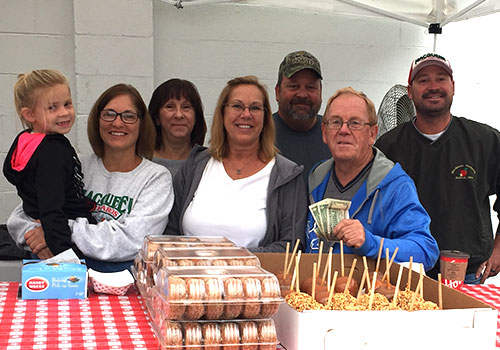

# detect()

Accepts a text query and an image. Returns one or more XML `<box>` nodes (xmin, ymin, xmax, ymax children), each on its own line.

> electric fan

<box><xmin>376</xmin><ymin>84</ymin><xmax>415</xmax><ymax>139</ymax></box>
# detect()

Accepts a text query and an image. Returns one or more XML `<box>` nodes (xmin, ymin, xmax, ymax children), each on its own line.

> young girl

<box><xmin>3</xmin><ymin>69</ymin><xmax>95</xmax><ymax>259</ymax></box>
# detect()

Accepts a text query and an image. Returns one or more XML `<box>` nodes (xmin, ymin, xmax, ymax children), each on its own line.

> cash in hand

<box><xmin>309</xmin><ymin>198</ymin><xmax>351</xmax><ymax>241</ymax></box>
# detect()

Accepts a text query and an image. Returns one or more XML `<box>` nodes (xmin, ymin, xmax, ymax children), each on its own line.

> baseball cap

<box><xmin>408</xmin><ymin>53</ymin><xmax>453</xmax><ymax>84</ymax></box>
<box><xmin>278</xmin><ymin>50</ymin><xmax>322</xmax><ymax>80</ymax></box>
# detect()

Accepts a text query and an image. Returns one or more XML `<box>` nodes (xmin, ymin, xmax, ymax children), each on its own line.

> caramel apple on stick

<box><xmin>409</xmin><ymin>273</ymin><xmax>423</xmax><ymax>311</ymax></box>
<box><xmin>357</xmin><ymin>268</ymin><xmax>368</xmax><ymax>299</ymax></box>
<box><xmin>362</xmin><ymin>256</ymin><xmax>371</xmax><ymax>290</ymax></box>
<box><xmin>326</xmin><ymin>271</ymin><xmax>339</xmax><ymax>308</ymax></box>
<box><xmin>368</xmin><ymin>271</ymin><xmax>378</xmax><ymax>310</ymax></box>
<box><xmin>391</xmin><ymin>264</ymin><xmax>404</xmax><ymax>307</ymax></box>
<box><xmin>343</xmin><ymin>258</ymin><xmax>358</xmax><ymax>294</ymax></box>
<box><xmin>300</xmin><ymin>261</ymin><xmax>326</xmax><ymax>295</ymax></box>
<box><xmin>381</xmin><ymin>247</ymin><xmax>399</xmax><ymax>283</ymax></box>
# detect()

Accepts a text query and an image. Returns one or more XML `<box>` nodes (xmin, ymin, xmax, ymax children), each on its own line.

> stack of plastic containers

<box><xmin>133</xmin><ymin>235</ymin><xmax>282</xmax><ymax>349</ymax></box>
<box><xmin>134</xmin><ymin>235</ymin><xmax>235</xmax><ymax>299</ymax></box>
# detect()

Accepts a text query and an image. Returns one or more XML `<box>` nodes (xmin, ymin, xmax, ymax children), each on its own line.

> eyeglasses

<box><xmin>323</xmin><ymin>118</ymin><xmax>373</xmax><ymax>131</ymax></box>
<box><xmin>225</xmin><ymin>103</ymin><xmax>265</xmax><ymax>116</ymax></box>
<box><xmin>100</xmin><ymin>109</ymin><xmax>139</xmax><ymax>124</ymax></box>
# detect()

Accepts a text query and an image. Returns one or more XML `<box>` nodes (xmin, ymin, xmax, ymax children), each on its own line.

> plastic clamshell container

<box><xmin>143</xmin><ymin>235</ymin><xmax>235</xmax><ymax>260</ymax></box>
<box><xmin>134</xmin><ymin>249</ymin><xmax>155</xmax><ymax>277</ymax></box>
<box><xmin>153</xmin><ymin>266</ymin><xmax>283</xmax><ymax>320</ymax></box>
<box><xmin>153</xmin><ymin>318</ymin><xmax>278</xmax><ymax>350</ymax></box>
<box><xmin>132</xmin><ymin>265</ymin><xmax>155</xmax><ymax>300</ymax></box>
<box><xmin>153</xmin><ymin>246</ymin><xmax>261</xmax><ymax>271</ymax></box>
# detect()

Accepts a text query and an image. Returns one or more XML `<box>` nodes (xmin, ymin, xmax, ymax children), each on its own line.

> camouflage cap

<box><xmin>278</xmin><ymin>50</ymin><xmax>322</xmax><ymax>80</ymax></box>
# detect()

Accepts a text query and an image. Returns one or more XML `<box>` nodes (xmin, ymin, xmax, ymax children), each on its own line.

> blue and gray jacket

<box><xmin>306</xmin><ymin>148</ymin><xmax>439</xmax><ymax>271</ymax></box>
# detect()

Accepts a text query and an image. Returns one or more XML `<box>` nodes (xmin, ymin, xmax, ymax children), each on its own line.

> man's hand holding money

<box><xmin>333</xmin><ymin>219</ymin><xmax>365</xmax><ymax>248</ymax></box>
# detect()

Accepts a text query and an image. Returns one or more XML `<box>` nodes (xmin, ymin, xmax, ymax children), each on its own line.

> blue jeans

<box><xmin>464</xmin><ymin>272</ymin><xmax>481</xmax><ymax>285</ymax></box>
<box><xmin>85</xmin><ymin>257</ymin><xmax>133</xmax><ymax>273</ymax></box>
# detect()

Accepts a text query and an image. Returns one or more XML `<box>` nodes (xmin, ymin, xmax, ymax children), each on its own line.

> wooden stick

<box><xmin>286</xmin><ymin>239</ymin><xmax>300</xmax><ymax>276</ymax></box>
<box><xmin>437</xmin><ymin>273</ymin><xmax>443</xmax><ymax>310</ymax></box>
<box><xmin>283</xmin><ymin>241</ymin><xmax>290</xmax><ymax>280</ymax></box>
<box><xmin>374</xmin><ymin>238</ymin><xmax>384</xmax><ymax>275</ymax></box>
<box><xmin>391</xmin><ymin>264</ymin><xmax>404</xmax><ymax>307</ymax></box>
<box><xmin>419</xmin><ymin>263</ymin><xmax>424</xmax><ymax>298</ymax></box>
<box><xmin>289</xmin><ymin>263</ymin><xmax>297</xmax><ymax>292</ymax></box>
<box><xmin>312</xmin><ymin>263</ymin><xmax>317</xmax><ymax>299</ymax></box>
<box><xmin>385</xmin><ymin>248</ymin><xmax>390</xmax><ymax>287</ymax></box>
<box><xmin>326</xmin><ymin>271</ymin><xmax>338</xmax><ymax>309</ymax></box>
<box><xmin>340</xmin><ymin>240</ymin><xmax>345</xmax><ymax>277</ymax></box>
<box><xmin>295</xmin><ymin>251</ymin><xmax>302</xmax><ymax>293</ymax></box>
<box><xmin>327</xmin><ymin>250</ymin><xmax>332</xmax><ymax>291</ymax></box>
<box><xmin>321</xmin><ymin>247</ymin><xmax>333</xmax><ymax>287</ymax></box>
<box><xmin>317</xmin><ymin>241</ymin><xmax>324</xmax><ymax>277</ymax></box>
<box><xmin>407</xmin><ymin>256</ymin><xmax>413</xmax><ymax>289</ymax></box>
<box><xmin>362</xmin><ymin>256</ymin><xmax>371</xmax><ymax>290</ymax></box>
<box><xmin>409</xmin><ymin>274</ymin><xmax>423</xmax><ymax>311</ymax></box>
<box><xmin>381</xmin><ymin>247</ymin><xmax>399</xmax><ymax>282</ymax></box>
<box><xmin>357</xmin><ymin>269</ymin><xmax>368</xmax><ymax>299</ymax></box>
<box><xmin>344</xmin><ymin>258</ymin><xmax>357</xmax><ymax>294</ymax></box>
<box><xmin>368</xmin><ymin>271</ymin><xmax>378</xmax><ymax>310</ymax></box>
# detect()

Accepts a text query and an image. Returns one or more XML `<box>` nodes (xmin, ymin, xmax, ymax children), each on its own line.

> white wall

<box><xmin>1</xmin><ymin>0</ymin><xmax>499</xmax><ymax>224</ymax></box>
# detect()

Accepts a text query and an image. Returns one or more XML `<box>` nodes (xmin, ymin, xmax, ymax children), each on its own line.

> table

<box><xmin>0</xmin><ymin>282</ymin><xmax>159</xmax><ymax>350</ymax></box>
<box><xmin>1</xmin><ymin>281</ymin><xmax>499</xmax><ymax>349</ymax></box>
<box><xmin>461</xmin><ymin>284</ymin><xmax>500</xmax><ymax>348</ymax></box>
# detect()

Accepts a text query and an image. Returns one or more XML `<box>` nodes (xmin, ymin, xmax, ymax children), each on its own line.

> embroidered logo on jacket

<box><xmin>451</xmin><ymin>164</ymin><xmax>476</xmax><ymax>180</ymax></box>
<box><xmin>83</xmin><ymin>190</ymin><xmax>134</xmax><ymax>221</ymax></box>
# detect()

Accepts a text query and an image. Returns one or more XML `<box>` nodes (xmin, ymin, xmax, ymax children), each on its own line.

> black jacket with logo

<box><xmin>375</xmin><ymin>116</ymin><xmax>500</xmax><ymax>277</ymax></box>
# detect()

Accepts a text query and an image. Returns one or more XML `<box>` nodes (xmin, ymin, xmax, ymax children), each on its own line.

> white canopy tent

<box><xmin>159</xmin><ymin>0</ymin><xmax>500</xmax><ymax>50</ymax></box>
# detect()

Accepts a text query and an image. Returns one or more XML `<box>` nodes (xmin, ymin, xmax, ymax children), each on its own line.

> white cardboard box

<box><xmin>256</xmin><ymin>253</ymin><xmax>498</xmax><ymax>350</ymax></box>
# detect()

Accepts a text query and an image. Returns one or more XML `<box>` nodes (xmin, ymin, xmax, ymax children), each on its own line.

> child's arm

<box><xmin>7</xmin><ymin>204</ymin><xmax>40</xmax><ymax>249</ymax></box>
<box><xmin>70</xmin><ymin>165</ymin><xmax>174</xmax><ymax>262</ymax></box>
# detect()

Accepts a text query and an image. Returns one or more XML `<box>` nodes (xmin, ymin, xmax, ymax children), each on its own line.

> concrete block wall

<box><xmin>1</xmin><ymin>0</ymin><xmax>499</xmax><ymax>225</ymax></box>
<box><xmin>0</xmin><ymin>0</ymin><xmax>154</xmax><ymax>222</ymax></box>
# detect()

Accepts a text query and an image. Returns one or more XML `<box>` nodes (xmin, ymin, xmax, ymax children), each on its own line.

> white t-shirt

<box><xmin>182</xmin><ymin>157</ymin><xmax>275</xmax><ymax>248</ymax></box>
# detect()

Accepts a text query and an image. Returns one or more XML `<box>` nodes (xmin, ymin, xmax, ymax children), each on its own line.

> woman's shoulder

<box><xmin>271</xmin><ymin>154</ymin><xmax>304</xmax><ymax>186</ymax></box>
<box><xmin>274</xmin><ymin>154</ymin><xmax>303</xmax><ymax>175</ymax></box>
<box><xmin>140</xmin><ymin>157</ymin><xmax>172</xmax><ymax>176</ymax></box>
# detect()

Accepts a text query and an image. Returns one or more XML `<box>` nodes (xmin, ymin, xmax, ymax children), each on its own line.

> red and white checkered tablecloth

<box><xmin>1</xmin><ymin>281</ymin><xmax>498</xmax><ymax>349</ymax></box>
<box><xmin>0</xmin><ymin>282</ymin><xmax>159</xmax><ymax>350</ymax></box>
<box><xmin>461</xmin><ymin>284</ymin><xmax>500</xmax><ymax>348</ymax></box>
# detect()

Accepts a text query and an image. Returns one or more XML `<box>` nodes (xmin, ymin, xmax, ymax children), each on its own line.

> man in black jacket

<box><xmin>376</xmin><ymin>53</ymin><xmax>500</xmax><ymax>283</ymax></box>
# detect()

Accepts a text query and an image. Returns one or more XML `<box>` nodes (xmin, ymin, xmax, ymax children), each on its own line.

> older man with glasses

<box><xmin>306</xmin><ymin>87</ymin><xmax>439</xmax><ymax>272</ymax></box>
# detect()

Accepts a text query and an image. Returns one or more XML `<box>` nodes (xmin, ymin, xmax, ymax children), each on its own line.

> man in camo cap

<box><xmin>274</xmin><ymin>50</ymin><xmax>331</xmax><ymax>183</ymax></box>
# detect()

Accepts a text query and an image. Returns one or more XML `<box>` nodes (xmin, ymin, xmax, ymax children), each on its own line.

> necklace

<box><xmin>224</xmin><ymin>155</ymin><xmax>259</xmax><ymax>177</ymax></box>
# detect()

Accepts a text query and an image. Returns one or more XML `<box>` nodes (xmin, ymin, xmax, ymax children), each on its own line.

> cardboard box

<box><xmin>256</xmin><ymin>253</ymin><xmax>498</xmax><ymax>350</ymax></box>
<box><xmin>21</xmin><ymin>260</ymin><xmax>88</xmax><ymax>300</ymax></box>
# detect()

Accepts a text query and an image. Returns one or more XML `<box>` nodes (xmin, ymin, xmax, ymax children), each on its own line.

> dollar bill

<box><xmin>308</xmin><ymin>198</ymin><xmax>351</xmax><ymax>241</ymax></box>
